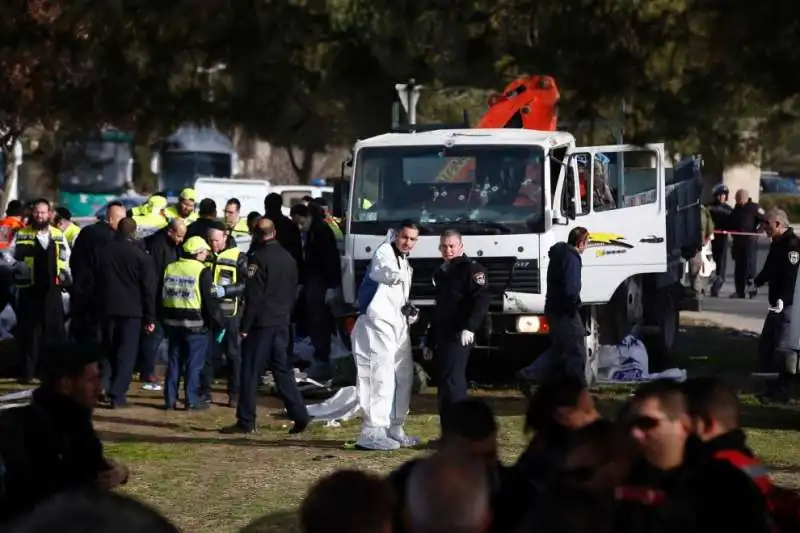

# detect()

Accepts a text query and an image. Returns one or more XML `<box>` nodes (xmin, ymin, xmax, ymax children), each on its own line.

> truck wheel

<box><xmin>644</xmin><ymin>287</ymin><xmax>678</xmax><ymax>372</ymax></box>
<box><xmin>584</xmin><ymin>308</ymin><xmax>600</xmax><ymax>387</ymax></box>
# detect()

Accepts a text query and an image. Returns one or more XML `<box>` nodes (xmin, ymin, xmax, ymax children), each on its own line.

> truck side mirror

<box><xmin>333</xmin><ymin>180</ymin><xmax>349</xmax><ymax>219</ymax></box>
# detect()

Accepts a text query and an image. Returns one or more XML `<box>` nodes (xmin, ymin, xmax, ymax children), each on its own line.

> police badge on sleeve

<box><xmin>247</xmin><ymin>264</ymin><xmax>258</xmax><ymax>277</ymax></box>
<box><xmin>790</xmin><ymin>251</ymin><xmax>799</xmax><ymax>265</ymax></box>
<box><xmin>473</xmin><ymin>272</ymin><xmax>487</xmax><ymax>286</ymax></box>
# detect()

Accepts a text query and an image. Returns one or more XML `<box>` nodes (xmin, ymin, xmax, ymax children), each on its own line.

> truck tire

<box><xmin>643</xmin><ymin>287</ymin><xmax>679</xmax><ymax>372</ymax></box>
<box><xmin>584</xmin><ymin>308</ymin><xmax>600</xmax><ymax>387</ymax></box>
<box><xmin>600</xmin><ymin>277</ymin><xmax>644</xmax><ymax>345</ymax></box>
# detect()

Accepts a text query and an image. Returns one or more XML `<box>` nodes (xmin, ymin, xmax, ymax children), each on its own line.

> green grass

<box><xmin>1</xmin><ymin>317</ymin><xmax>799</xmax><ymax>532</ymax></box>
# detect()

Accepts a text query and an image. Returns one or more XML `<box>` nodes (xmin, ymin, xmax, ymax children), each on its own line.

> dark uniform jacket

<box><xmin>70</xmin><ymin>221</ymin><xmax>115</xmax><ymax>300</ymax></box>
<box><xmin>183</xmin><ymin>217</ymin><xmax>237</xmax><ymax>250</ymax></box>
<box><xmin>95</xmin><ymin>235</ymin><xmax>157</xmax><ymax>321</ymax></box>
<box><xmin>240</xmin><ymin>239</ymin><xmax>298</xmax><ymax>332</ymax></box>
<box><xmin>731</xmin><ymin>200</ymin><xmax>765</xmax><ymax>252</ymax></box>
<box><xmin>264</xmin><ymin>208</ymin><xmax>304</xmax><ymax>270</ymax></box>
<box><xmin>684</xmin><ymin>431</ymin><xmax>773</xmax><ymax>533</ymax></box>
<box><xmin>144</xmin><ymin>229</ymin><xmax>181</xmax><ymax>315</ymax></box>
<box><xmin>0</xmin><ymin>388</ymin><xmax>112</xmax><ymax>524</ymax></box>
<box><xmin>706</xmin><ymin>200</ymin><xmax>733</xmax><ymax>233</ymax></box>
<box><xmin>302</xmin><ymin>218</ymin><xmax>341</xmax><ymax>288</ymax></box>
<box><xmin>755</xmin><ymin>228</ymin><xmax>800</xmax><ymax>306</ymax></box>
<box><xmin>545</xmin><ymin>242</ymin><xmax>582</xmax><ymax>317</ymax></box>
<box><xmin>426</xmin><ymin>254</ymin><xmax>490</xmax><ymax>345</ymax></box>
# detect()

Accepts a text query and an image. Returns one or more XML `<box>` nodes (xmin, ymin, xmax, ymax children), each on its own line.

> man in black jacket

<box><xmin>138</xmin><ymin>219</ymin><xmax>187</xmax><ymax>390</ymax></box>
<box><xmin>264</xmin><ymin>192</ymin><xmax>303</xmax><ymax>267</ymax></box>
<box><xmin>95</xmin><ymin>218</ymin><xmax>157</xmax><ymax>408</ymax></box>
<box><xmin>730</xmin><ymin>189</ymin><xmax>765</xmax><ymax>298</ymax></box>
<box><xmin>542</xmin><ymin>226</ymin><xmax>589</xmax><ymax>385</ymax></box>
<box><xmin>69</xmin><ymin>201</ymin><xmax>127</xmax><ymax>343</ymax></box>
<box><xmin>706</xmin><ymin>184</ymin><xmax>733</xmax><ymax>297</ymax></box>
<box><xmin>221</xmin><ymin>217</ymin><xmax>309</xmax><ymax>434</ymax></box>
<box><xmin>184</xmin><ymin>198</ymin><xmax>236</xmax><ymax>249</ymax></box>
<box><xmin>0</xmin><ymin>341</ymin><xmax>130</xmax><ymax>525</ymax></box>
<box><xmin>682</xmin><ymin>377</ymin><xmax>774</xmax><ymax>533</ymax></box>
<box><xmin>292</xmin><ymin>203</ymin><xmax>342</xmax><ymax>380</ymax></box>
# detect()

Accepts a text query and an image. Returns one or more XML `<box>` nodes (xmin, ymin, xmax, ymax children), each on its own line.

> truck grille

<box><xmin>353</xmin><ymin>256</ymin><xmax>540</xmax><ymax>307</ymax></box>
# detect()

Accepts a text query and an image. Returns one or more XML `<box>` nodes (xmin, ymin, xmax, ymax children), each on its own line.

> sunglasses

<box><xmin>628</xmin><ymin>415</ymin><xmax>662</xmax><ymax>430</ymax></box>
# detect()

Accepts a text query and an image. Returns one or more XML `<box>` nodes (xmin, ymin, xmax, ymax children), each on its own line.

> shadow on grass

<box><xmin>94</xmin><ymin>414</ymin><xmax>187</xmax><ymax>430</ymax></box>
<box><xmin>98</xmin><ymin>429</ymin><xmax>349</xmax><ymax>450</ymax></box>
<box><xmin>240</xmin><ymin>509</ymin><xmax>298</xmax><ymax>533</ymax></box>
<box><xmin>410</xmin><ymin>392</ymin><xmax>528</xmax><ymax>418</ymax></box>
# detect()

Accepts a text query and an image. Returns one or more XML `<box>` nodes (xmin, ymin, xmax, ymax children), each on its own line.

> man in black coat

<box><xmin>94</xmin><ymin>218</ymin><xmax>157</xmax><ymax>408</ymax></box>
<box><xmin>291</xmin><ymin>202</ymin><xmax>342</xmax><ymax>380</ymax></box>
<box><xmin>264</xmin><ymin>193</ymin><xmax>303</xmax><ymax>267</ymax></box>
<box><xmin>221</xmin><ymin>217</ymin><xmax>308</xmax><ymax>435</ymax></box>
<box><xmin>0</xmin><ymin>341</ymin><xmax>130</xmax><ymax>525</ymax></box>
<box><xmin>69</xmin><ymin>202</ymin><xmax>127</xmax><ymax>344</ymax></box>
<box><xmin>137</xmin><ymin>219</ymin><xmax>187</xmax><ymax>389</ymax></box>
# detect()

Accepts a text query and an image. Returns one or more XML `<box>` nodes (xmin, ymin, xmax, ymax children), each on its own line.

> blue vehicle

<box><xmin>150</xmin><ymin>126</ymin><xmax>237</xmax><ymax>197</ymax></box>
<box><xmin>58</xmin><ymin>129</ymin><xmax>135</xmax><ymax>217</ymax></box>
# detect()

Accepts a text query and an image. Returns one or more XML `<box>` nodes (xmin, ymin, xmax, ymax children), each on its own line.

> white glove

<box><xmin>422</xmin><ymin>347</ymin><xmax>433</xmax><ymax>360</ymax></box>
<box><xmin>459</xmin><ymin>330</ymin><xmax>475</xmax><ymax>347</ymax></box>
<box><xmin>768</xmin><ymin>299</ymin><xmax>784</xmax><ymax>314</ymax></box>
<box><xmin>209</xmin><ymin>285</ymin><xmax>226</xmax><ymax>298</ymax></box>
<box><xmin>325</xmin><ymin>288</ymin><xmax>338</xmax><ymax>305</ymax></box>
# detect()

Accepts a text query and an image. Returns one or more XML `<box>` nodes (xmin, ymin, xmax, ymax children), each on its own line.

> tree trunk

<box><xmin>286</xmin><ymin>145</ymin><xmax>318</xmax><ymax>184</ymax></box>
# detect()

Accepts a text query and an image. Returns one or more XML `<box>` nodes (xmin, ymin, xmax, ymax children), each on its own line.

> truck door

<box><xmin>553</xmin><ymin>143</ymin><xmax>667</xmax><ymax>304</ymax></box>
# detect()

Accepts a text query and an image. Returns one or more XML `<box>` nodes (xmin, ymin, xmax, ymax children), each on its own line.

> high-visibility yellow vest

<box><xmin>205</xmin><ymin>247</ymin><xmax>240</xmax><ymax>317</ymax></box>
<box><xmin>63</xmin><ymin>222</ymin><xmax>81</xmax><ymax>247</ymax></box>
<box><xmin>325</xmin><ymin>216</ymin><xmax>343</xmax><ymax>239</ymax></box>
<box><xmin>164</xmin><ymin>205</ymin><xmax>198</xmax><ymax>225</ymax></box>
<box><xmin>131</xmin><ymin>205</ymin><xmax>146</xmax><ymax>216</ymax></box>
<box><xmin>133</xmin><ymin>212</ymin><xmax>168</xmax><ymax>239</ymax></box>
<box><xmin>161</xmin><ymin>258</ymin><xmax>206</xmax><ymax>329</ymax></box>
<box><xmin>14</xmin><ymin>226</ymin><xmax>68</xmax><ymax>288</ymax></box>
<box><xmin>229</xmin><ymin>218</ymin><xmax>250</xmax><ymax>238</ymax></box>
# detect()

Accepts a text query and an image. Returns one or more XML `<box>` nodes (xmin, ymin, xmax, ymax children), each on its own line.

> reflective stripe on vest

<box><xmin>714</xmin><ymin>449</ymin><xmax>773</xmax><ymax>496</ymax></box>
<box><xmin>14</xmin><ymin>227</ymin><xmax>68</xmax><ymax>288</ymax></box>
<box><xmin>161</xmin><ymin>258</ymin><xmax>205</xmax><ymax>328</ymax></box>
<box><xmin>206</xmin><ymin>248</ymin><xmax>239</xmax><ymax>317</ymax></box>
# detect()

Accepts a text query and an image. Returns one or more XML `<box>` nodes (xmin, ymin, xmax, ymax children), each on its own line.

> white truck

<box><xmin>335</xmin><ymin>128</ymin><xmax>703</xmax><ymax>383</ymax></box>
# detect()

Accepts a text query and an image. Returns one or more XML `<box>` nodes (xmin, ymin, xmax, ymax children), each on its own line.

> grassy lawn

<box><xmin>2</xmin><ymin>317</ymin><xmax>799</xmax><ymax>532</ymax></box>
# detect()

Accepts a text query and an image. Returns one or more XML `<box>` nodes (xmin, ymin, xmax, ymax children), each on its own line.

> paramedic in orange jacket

<box><xmin>0</xmin><ymin>200</ymin><xmax>26</xmax><ymax>251</ymax></box>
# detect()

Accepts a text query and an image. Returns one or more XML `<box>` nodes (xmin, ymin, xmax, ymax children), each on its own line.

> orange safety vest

<box><xmin>0</xmin><ymin>216</ymin><xmax>25</xmax><ymax>250</ymax></box>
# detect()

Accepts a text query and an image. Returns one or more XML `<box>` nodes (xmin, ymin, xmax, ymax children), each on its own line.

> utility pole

<box><xmin>395</xmin><ymin>79</ymin><xmax>422</xmax><ymax>125</ymax></box>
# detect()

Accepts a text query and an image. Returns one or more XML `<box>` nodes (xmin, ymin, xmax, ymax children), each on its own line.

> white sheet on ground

<box><xmin>306</xmin><ymin>386</ymin><xmax>360</xmax><ymax>426</ymax></box>
<box><xmin>596</xmin><ymin>334</ymin><xmax>687</xmax><ymax>383</ymax></box>
<box><xmin>0</xmin><ymin>388</ymin><xmax>32</xmax><ymax>410</ymax></box>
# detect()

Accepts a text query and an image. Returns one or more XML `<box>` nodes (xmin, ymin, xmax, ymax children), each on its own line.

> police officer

<box><xmin>161</xmin><ymin>236</ymin><xmax>224</xmax><ymax>410</ymax></box>
<box><xmin>541</xmin><ymin>226</ymin><xmax>590</xmax><ymax>385</ymax></box>
<box><xmin>200</xmin><ymin>222</ymin><xmax>247</xmax><ymax>407</ymax></box>
<box><xmin>753</xmin><ymin>209</ymin><xmax>800</xmax><ymax>400</ymax></box>
<box><xmin>730</xmin><ymin>189</ymin><xmax>765</xmax><ymax>298</ymax></box>
<box><xmin>706</xmin><ymin>184</ymin><xmax>733</xmax><ymax>297</ymax></box>
<box><xmin>423</xmin><ymin>229</ymin><xmax>490</xmax><ymax>435</ymax></box>
<box><xmin>221</xmin><ymin>217</ymin><xmax>309</xmax><ymax>434</ymax></box>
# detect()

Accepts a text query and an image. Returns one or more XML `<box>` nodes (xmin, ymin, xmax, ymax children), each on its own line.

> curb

<box><xmin>681</xmin><ymin>310</ymin><xmax>761</xmax><ymax>334</ymax></box>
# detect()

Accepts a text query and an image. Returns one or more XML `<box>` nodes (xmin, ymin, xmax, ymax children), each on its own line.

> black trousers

<box><xmin>733</xmin><ymin>237</ymin><xmax>758</xmax><ymax>296</ymax></box>
<box><xmin>236</xmin><ymin>325</ymin><xmax>309</xmax><ymax>428</ymax></box>
<box><xmin>305</xmin><ymin>277</ymin><xmax>333</xmax><ymax>364</ymax></box>
<box><xmin>435</xmin><ymin>335</ymin><xmax>471</xmax><ymax>427</ymax></box>
<box><xmin>759</xmin><ymin>308</ymin><xmax>793</xmax><ymax>373</ymax></box>
<box><xmin>101</xmin><ymin>317</ymin><xmax>142</xmax><ymax>405</ymax></box>
<box><xmin>710</xmin><ymin>237</ymin><xmax>728</xmax><ymax>295</ymax></box>
<box><xmin>546</xmin><ymin>312</ymin><xmax>588</xmax><ymax>385</ymax></box>
<box><xmin>200</xmin><ymin>315</ymin><xmax>242</xmax><ymax>397</ymax></box>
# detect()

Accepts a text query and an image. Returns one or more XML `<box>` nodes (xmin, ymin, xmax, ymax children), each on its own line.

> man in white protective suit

<box><xmin>351</xmin><ymin>220</ymin><xmax>421</xmax><ymax>451</ymax></box>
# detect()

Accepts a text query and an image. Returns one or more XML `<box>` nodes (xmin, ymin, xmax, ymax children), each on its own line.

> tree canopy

<box><xmin>0</xmin><ymin>0</ymin><xmax>797</xmax><ymax>181</ymax></box>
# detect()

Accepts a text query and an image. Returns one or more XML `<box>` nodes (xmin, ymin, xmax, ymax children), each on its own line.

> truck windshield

<box><xmin>59</xmin><ymin>140</ymin><xmax>132</xmax><ymax>194</ymax></box>
<box><xmin>160</xmin><ymin>151</ymin><xmax>231</xmax><ymax>191</ymax></box>
<box><xmin>350</xmin><ymin>144</ymin><xmax>546</xmax><ymax>235</ymax></box>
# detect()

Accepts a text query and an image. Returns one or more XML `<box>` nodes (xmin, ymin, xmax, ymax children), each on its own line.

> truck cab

<box><xmin>340</xmin><ymin>128</ymin><xmax>700</xmax><ymax>382</ymax></box>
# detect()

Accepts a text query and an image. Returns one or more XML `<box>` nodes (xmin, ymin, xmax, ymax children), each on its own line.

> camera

<box><xmin>401</xmin><ymin>303</ymin><xmax>420</xmax><ymax>325</ymax></box>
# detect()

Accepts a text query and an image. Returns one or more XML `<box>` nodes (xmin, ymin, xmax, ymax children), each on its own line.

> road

<box><xmin>701</xmin><ymin>236</ymin><xmax>771</xmax><ymax>323</ymax></box>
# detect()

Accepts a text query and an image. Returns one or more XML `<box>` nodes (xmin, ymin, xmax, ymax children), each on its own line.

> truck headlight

<box><xmin>516</xmin><ymin>315</ymin><xmax>549</xmax><ymax>333</ymax></box>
